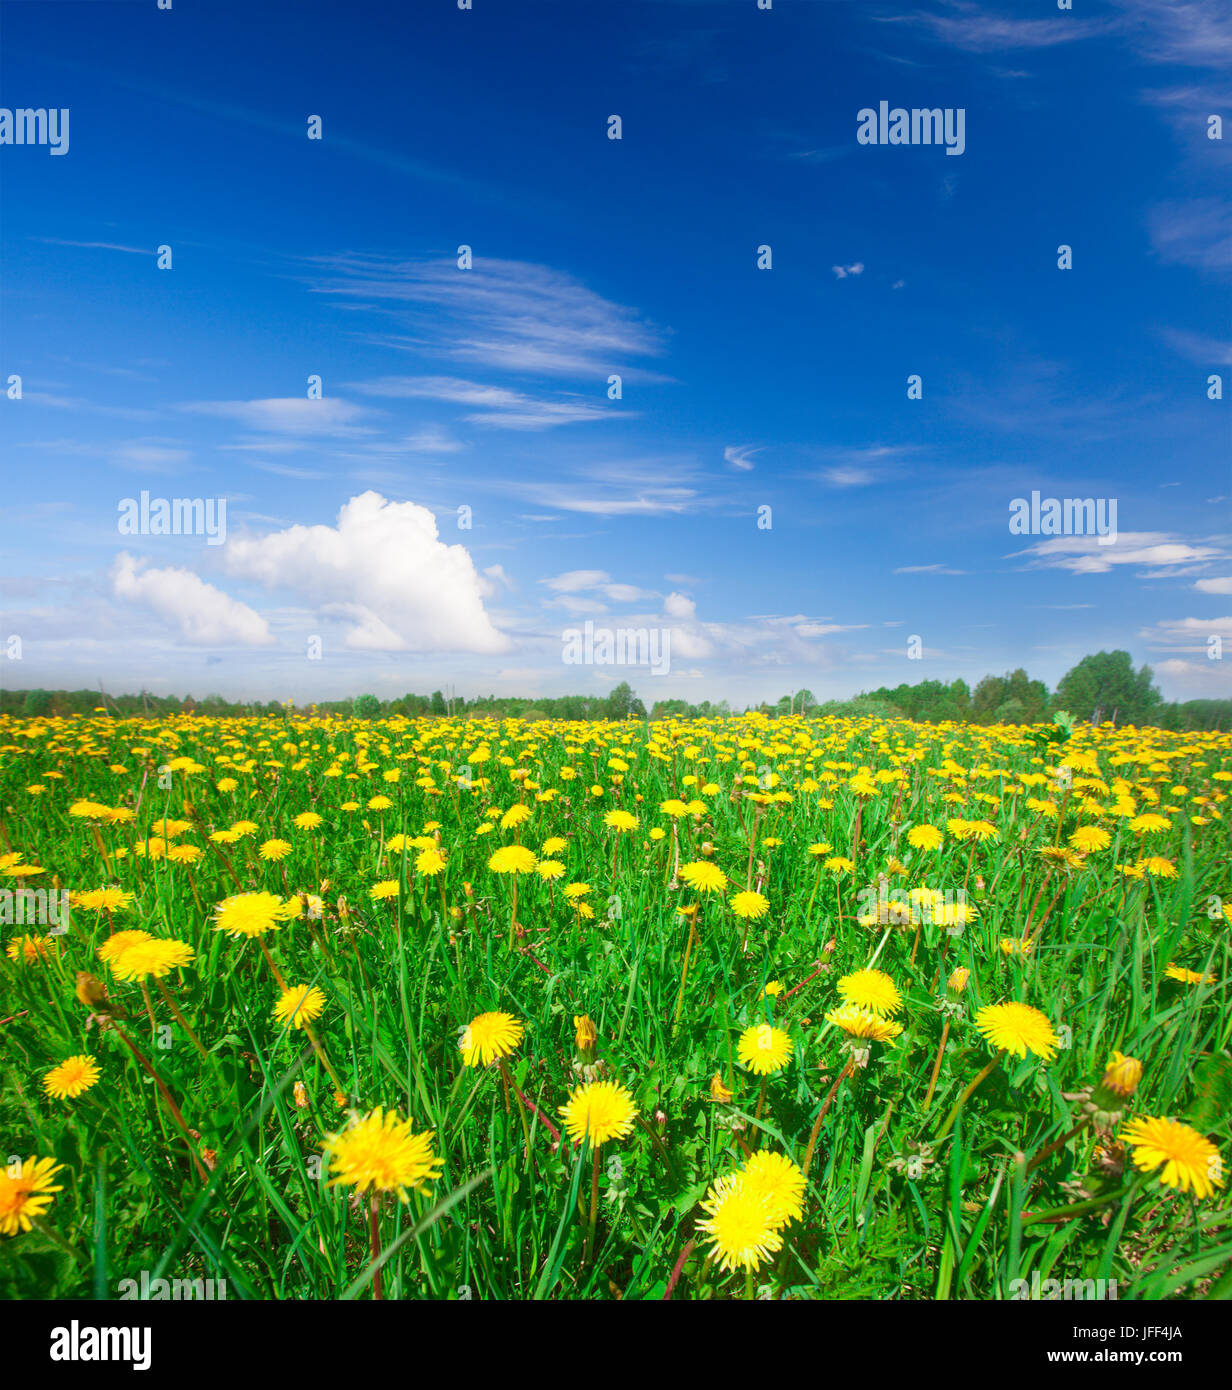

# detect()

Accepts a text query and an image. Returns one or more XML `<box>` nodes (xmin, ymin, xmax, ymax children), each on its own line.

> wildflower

<box><xmin>736</xmin><ymin>1023</ymin><xmax>793</xmax><ymax>1075</ymax></box>
<box><xmin>273</xmin><ymin>985</ymin><xmax>326</xmax><ymax>1031</ymax></box>
<box><xmin>43</xmin><ymin>1055</ymin><xmax>101</xmax><ymax>1100</ymax></box>
<box><xmin>559</xmin><ymin>1080</ymin><xmax>638</xmax><ymax>1147</ymax></box>
<box><xmin>836</xmin><ymin>969</ymin><xmax>902</xmax><ymax>1017</ymax></box>
<box><xmin>294</xmin><ymin>812</ymin><xmax>323</xmax><ymax>830</ymax></box>
<box><xmin>110</xmin><ymin>938</ymin><xmax>195</xmax><ymax>982</ymax></box>
<box><xmin>907</xmin><ymin>825</ymin><xmax>944</xmax><ymax>851</ymax></box>
<box><xmin>259</xmin><ymin>838</ymin><xmax>293</xmax><ymax>861</ymax></box>
<box><xmin>213</xmin><ymin>891</ymin><xmax>286</xmax><ymax>938</ymax></box>
<box><xmin>604</xmin><ymin>810</ymin><xmax>637</xmax><ymax>832</ymax></box>
<box><xmin>1165</xmin><ymin>965</ymin><xmax>1216</xmax><ymax>986</ymax></box>
<box><xmin>709</xmin><ymin>1072</ymin><xmax>733</xmax><ymax>1103</ymax></box>
<box><xmin>696</xmin><ymin>1174</ymin><xmax>782</xmax><ymax>1274</ymax></box>
<box><xmin>825</xmin><ymin>1004</ymin><xmax>903</xmax><ymax>1045</ymax></box>
<box><xmin>740</xmin><ymin>1150</ymin><xmax>805</xmax><ymax>1229</ymax></box>
<box><xmin>1121</xmin><ymin>1117</ymin><xmax>1223</xmax><ymax>1200</ymax></box>
<box><xmin>1070</xmin><ymin>825</ymin><xmax>1111</xmax><ymax>853</ymax></box>
<box><xmin>729</xmin><ymin>890</ymin><xmax>768</xmax><ymax>920</ymax></box>
<box><xmin>488</xmin><ymin>845</ymin><xmax>537</xmax><ymax>875</ymax></box>
<box><xmin>415</xmin><ymin>848</ymin><xmax>446</xmax><ymax>876</ymax></box>
<box><xmin>325</xmin><ymin>1108</ymin><xmax>442</xmax><ymax>1200</ymax></box>
<box><xmin>458</xmin><ymin>1011</ymin><xmax>524</xmax><ymax>1067</ymax></box>
<box><xmin>0</xmin><ymin>1156</ymin><xmax>64</xmax><ymax>1236</ymax></box>
<box><xmin>973</xmin><ymin>1001</ymin><xmax>1059</xmax><ymax>1061</ymax></box>
<box><xmin>574</xmin><ymin>1014</ymin><xmax>598</xmax><ymax>1055</ymax></box>
<box><xmin>679</xmin><ymin>861</ymin><xmax>728</xmax><ymax>893</ymax></box>
<box><xmin>5</xmin><ymin>935</ymin><xmax>58</xmax><ymax>966</ymax></box>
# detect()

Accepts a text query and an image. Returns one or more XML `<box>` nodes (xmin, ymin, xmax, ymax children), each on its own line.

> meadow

<box><xmin>1</xmin><ymin>710</ymin><xmax>1228</xmax><ymax>1301</ymax></box>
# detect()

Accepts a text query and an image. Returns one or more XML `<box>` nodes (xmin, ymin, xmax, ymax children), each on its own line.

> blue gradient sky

<box><xmin>2</xmin><ymin>0</ymin><xmax>1229</xmax><ymax>706</ymax></box>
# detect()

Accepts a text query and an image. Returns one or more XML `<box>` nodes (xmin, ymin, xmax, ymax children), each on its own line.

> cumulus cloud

<box><xmin>1195</xmin><ymin>576</ymin><xmax>1232</xmax><ymax>594</ymax></box>
<box><xmin>112</xmin><ymin>552</ymin><xmax>274</xmax><ymax>646</ymax></box>
<box><xmin>223</xmin><ymin>491</ymin><xmax>510</xmax><ymax>653</ymax></box>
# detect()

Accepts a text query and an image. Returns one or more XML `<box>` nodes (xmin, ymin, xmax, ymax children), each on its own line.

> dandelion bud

<box><xmin>823</xmin><ymin>938</ymin><xmax>837</xmax><ymax>954</ymax></box>
<box><xmin>701</xmin><ymin>841</ymin><xmax>715</xmax><ymax>857</ymax></box>
<box><xmin>574</xmin><ymin>1013</ymin><xmax>597</xmax><ymax>1059</ymax></box>
<box><xmin>947</xmin><ymin>967</ymin><xmax>970</xmax><ymax>995</ymax></box>
<box><xmin>654</xmin><ymin>1108</ymin><xmax>668</xmax><ymax>1136</ymax></box>
<box><xmin>1092</xmin><ymin>1051</ymin><xmax>1142</xmax><ymax>1116</ymax></box>
<box><xmin>293</xmin><ymin>1080</ymin><xmax>309</xmax><ymax>1109</ymax></box>
<box><xmin>709</xmin><ymin>1072</ymin><xmax>733</xmax><ymax>1103</ymax></box>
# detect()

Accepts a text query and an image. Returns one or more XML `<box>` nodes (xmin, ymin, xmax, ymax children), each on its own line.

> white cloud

<box><xmin>1014</xmin><ymin>532</ymin><xmax>1224</xmax><ymax>575</ymax></box>
<box><xmin>309</xmin><ymin>254</ymin><xmax>667</xmax><ymax>378</ymax></box>
<box><xmin>223</xmin><ymin>491</ymin><xmax>510</xmax><ymax>653</ymax></box>
<box><xmin>1195</xmin><ymin>576</ymin><xmax>1232</xmax><ymax>594</ymax></box>
<box><xmin>893</xmin><ymin>564</ymin><xmax>966</xmax><ymax>575</ymax></box>
<box><xmin>543</xmin><ymin>569</ymin><xmax>611</xmax><ymax>593</ymax></box>
<box><xmin>348</xmin><ymin>375</ymin><xmax>611</xmax><ymax>430</ymax></box>
<box><xmin>113</xmin><ymin>552</ymin><xmax>274</xmax><ymax>647</ymax></box>
<box><xmin>724</xmin><ymin>444</ymin><xmax>762</xmax><ymax>471</ymax></box>
<box><xmin>181</xmin><ymin>397</ymin><xmax>370</xmax><ymax>435</ymax></box>
<box><xmin>831</xmin><ymin>263</ymin><xmax>865</xmax><ymax>279</ymax></box>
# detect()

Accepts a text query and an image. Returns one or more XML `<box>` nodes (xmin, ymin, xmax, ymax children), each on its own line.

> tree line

<box><xmin>2</xmin><ymin>653</ymin><xmax>1229</xmax><ymax>729</ymax></box>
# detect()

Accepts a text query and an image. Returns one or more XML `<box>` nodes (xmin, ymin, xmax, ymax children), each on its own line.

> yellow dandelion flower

<box><xmin>679</xmin><ymin>861</ymin><xmax>728</xmax><ymax>893</ymax></box>
<box><xmin>43</xmin><ymin>1055</ymin><xmax>101</xmax><ymax>1100</ymax></box>
<box><xmin>736</xmin><ymin>1023</ymin><xmax>793</xmax><ymax>1076</ymax></box>
<box><xmin>325</xmin><ymin>1107</ymin><xmax>443</xmax><ymax>1200</ymax></box>
<box><xmin>973</xmin><ymin>1001</ymin><xmax>1059</xmax><ymax>1061</ymax></box>
<box><xmin>559</xmin><ymin>1079</ymin><xmax>638</xmax><ymax>1147</ymax></box>
<box><xmin>488</xmin><ymin>845</ymin><xmax>537</xmax><ymax>874</ymax></box>
<box><xmin>273</xmin><ymin>985</ymin><xmax>326</xmax><ymax>1030</ymax></box>
<box><xmin>110</xmin><ymin>938</ymin><xmax>195</xmax><ymax>982</ymax></box>
<box><xmin>1121</xmin><ymin>1116</ymin><xmax>1223</xmax><ymax>1200</ymax></box>
<box><xmin>696</xmin><ymin>1173</ymin><xmax>783</xmax><ymax>1274</ymax></box>
<box><xmin>458</xmin><ymin>1011</ymin><xmax>524</xmax><ymax>1067</ymax></box>
<box><xmin>213</xmin><ymin>891</ymin><xmax>286</xmax><ymax>938</ymax></box>
<box><xmin>740</xmin><ymin>1149</ymin><xmax>805</xmax><ymax>1230</ymax></box>
<box><xmin>729</xmin><ymin>890</ymin><xmax>769</xmax><ymax>920</ymax></box>
<box><xmin>0</xmin><ymin>1156</ymin><xmax>64</xmax><ymax>1236</ymax></box>
<box><xmin>825</xmin><ymin>1004</ymin><xmax>903</xmax><ymax>1044</ymax></box>
<box><xmin>836</xmin><ymin>969</ymin><xmax>902</xmax><ymax>1017</ymax></box>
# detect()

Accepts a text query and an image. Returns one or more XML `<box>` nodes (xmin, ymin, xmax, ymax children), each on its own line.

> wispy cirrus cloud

<box><xmin>346</xmin><ymin>376</ymin><xmax>616</xmax><ymax>431</ymax></box>
<box><xmin>180</xmin><ymin>397</ymin><xmax>372</xmax><ymax>435</ymax></box>
<box><xmin>1148</xmin><ymin>199</ymin><xmax>1232</xmax><ymax>273</ymax></box>
<box><xmin>1012</xmin><ymin>532</ymin><xmax>1225</xmax><ymax>575</ymax></box>
<box><xmin>724</xmin><ymin>444</ymin><xmax>762</xmax><ymax>471</ymax></box>
<box><xmin>308</xmin><ymin>254</ymin><xmax>669</xmax><ymax>380</ymax></box>
<box><xmin>875</xmin><ymin>0</ymin><xmax>1116</xmax><ymax>54</ymax></box>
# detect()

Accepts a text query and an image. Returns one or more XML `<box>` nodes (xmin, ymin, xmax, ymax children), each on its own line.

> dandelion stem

<box><xmin>369</xmin><ymin>1197</ymin><xmax>384</xmax><ymax>1300</ymax></box>
<box><xmin>922</xmin><ymin>1018</ymin><xmax>951</xmax><ymax>1111</ymax></box>
<box><xmin>152</xmin><ymin>976</ymin><xmax>208</xmax><ymax>1061</ymax></box>
<box><xmin>801</xmin><ymin>1058</ymin><xmax>853</xmax><ymax>1179</ymax></box>
<box><xmin>583</xmin><ymin>1144</ymin><xmax>601</xmax><ymax>1266</ymax></box>
<box><xmin>936</xmin><ymin>1053</ymin><xmax>1001</xmax><ymax>1141</ymax></box>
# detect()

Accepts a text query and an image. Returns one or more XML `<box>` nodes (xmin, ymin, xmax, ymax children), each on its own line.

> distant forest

<box><xmin>2</xmin><ymin>650</ymin><xmax>1229</xmax><ymax>730</ymax></box>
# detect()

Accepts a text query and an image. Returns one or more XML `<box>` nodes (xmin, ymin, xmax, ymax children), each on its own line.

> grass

<box><xmin>1</xmin><ymin>709</ymin><xmax>1229</xmax><ymax>1300</ymax></box>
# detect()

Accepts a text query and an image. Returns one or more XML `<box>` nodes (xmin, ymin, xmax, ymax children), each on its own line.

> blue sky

<box><xmin>2</xmin><ymin>0</ymin><xmax>1229</xmax><ymax>707</ymax></box>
